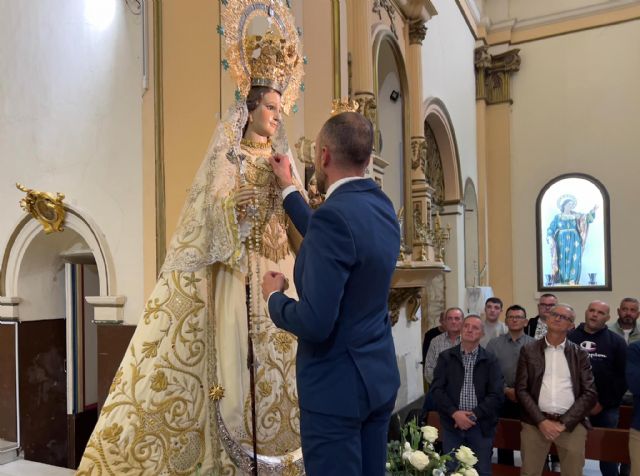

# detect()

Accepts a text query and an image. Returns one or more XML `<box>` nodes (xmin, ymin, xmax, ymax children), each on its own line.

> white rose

<box><xmin>408</xmin><ymin>450</ymin><xmax>430</xmax><ymax>471</ymax></box>
<box><xmin>404</xmin><ymin>441</ymin><xmax>412</xmax><ymax>451</ymax></box>
<box><xmin>455</xmin><ymin>445</ymin><xmax>478</xmax><ymax>466</ymax></box>
<box><xmin>385</xmin><ymin>462</ymin><xmax>391</xmax><ymax>470</ymax></box>
<box><xmin>432</xmin><ymin>468</ymin><xmax>446</xmax><ymax>476</ymax></box>
<box><xmin>464</xmin><ymin>469</ymin><xmax>479</xmax><ymax>476</ymax></box>
<box><xmin>420</xmin><ymin>425</ymin><xmax>439</xmax><ymax>443</ymax></box>
<box><xmin>450</xmin><ymin>473</ymin><xmax>463</xmax><ymax>476</ymax></box>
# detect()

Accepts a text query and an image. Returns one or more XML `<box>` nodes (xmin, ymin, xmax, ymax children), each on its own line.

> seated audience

<box><xmin>486</xmin><ymin>304</ymin><xmax>533</xmax><ymax>466</ymax></box>
<box><xmin>432</xmin><ymin>315</ymin><xmax>504</xmax><ymax>476</ymax></box>
<box><xmin>516</xmin><ymin>304</ymin><xmax>597</xmax><ymax>476</ymax></box>
<box><xmin>568</xmin><ymin>300</ymin><xmax>627</xmax><ymax>476</ymax></box>
<box><xmin>480</xmin><ymin>296</ymin><xmax>507</xmax><ymax>347</ymax></box>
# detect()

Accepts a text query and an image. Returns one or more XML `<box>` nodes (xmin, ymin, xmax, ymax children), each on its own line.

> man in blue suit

<box><xmin>262</xmin><ymin>112</ymin><xmax>401</xmax><ymax>476</ymax></box>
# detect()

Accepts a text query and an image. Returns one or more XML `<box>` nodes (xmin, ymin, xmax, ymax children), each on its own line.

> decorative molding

<box><xmin>409</xmin><ymin>19</ymin><xmax>428</xmax><ymax>44</ymax></box>
<box><xmin>331</xmin><ymin>0</ymin><xmax>341</xmax><ymax>99</ymax></box>
<box><xmin>474</xmin><ymin>46</ymin><xmax>521</xmax><ymax>105</ymax></box>
<box><xmin>458</xmin><ymin>0</ymin><xmax>640</xmax><ymax>45</ymax></box>
<box><xmin>373</xmin><ymin>0</ymin><xmax>399</xmax><ymax>39</ymax></box>
<box><xmin>0</xmin><ymin>297</ymin><xmax>21</xmax><ymax>319</ymax></box>
<box><xmin>388</xmin><ymin>287</ymin><xmax>422</xmax><ymax>326</ymax></box>
<box><xmin>86</xmin><ymin>296</ymin><xmax>127</xmax><ymax>323</ymax></box>
<box><xmin>16</xmin><ymin>184</ymin><xmax>66</xmax><ymax>234</ymax></box>
<box><xmin>410</xmin><ymin>136</ymin><xmax>427</xmax><ymax>171</ymax></box>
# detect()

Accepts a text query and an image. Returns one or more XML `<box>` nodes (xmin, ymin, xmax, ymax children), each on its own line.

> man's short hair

<box><xmin>319</xmin><ymin>112</ymin><xmax>373</xmax><ymax>168</ymax></box>
<box><xmin>506</xmin><ymin>304</ymin><xmax>527</xmax><ymax>318</ymax></box>
<box><xmin>485</xmin><ymin>297</ymin><xmax>503</xmax><ymax>308</ymax></box>
<box><xmin>444</xmin><ymin>307</ymin><xmax>464</xmax><ymax>319</ymax></box>
<box><xmin>539</xmin><ymin>293</ymin><xmax>558</xmax><ymax>301</ymax></box>
<box><xmin>551</xmin><ymin>303</ymin><xmax>576</xmax><ymax>321</ymax></box>
<box><xmin>620</xmin><ymin>297</ymin><xmax>640</xmax><ymax>306</ymax></box>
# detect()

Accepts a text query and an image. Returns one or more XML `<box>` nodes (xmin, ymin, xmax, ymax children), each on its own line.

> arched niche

<box><xmin>1</xmin><ymin>205</ymin><xmax>115</xmax><ymax>301</ymax></box>
<box><xmin>423</xmin><ymin>97</ymin><xmax>462</xmax><ymax>204</ymax></box>
<box><xmin>373</xmin><ymin>30</ymin><xmax>410</xmax><ymax>214</ymax></box>
<box><xmin>463</xmin><ymin>179</ymin><xmax>480</xmax><ymax>287</ymax></box>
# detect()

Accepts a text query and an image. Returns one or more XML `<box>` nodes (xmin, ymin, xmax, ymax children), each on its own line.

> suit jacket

<box><xmin>524</xmin><ymin>315</ymin><xmax>541</xmax><ymax>337</ymax></box>
<box><xmin>269</xmin><ymin>179</ymin><xmax>401</xmax><ymax>418</ymax></box>
<box><xmin>515</xmin><ymin>338</ymin><xmax>597</xmax><ymax>431</ymax></box>
<box><xmin>431</xmin><ymin>344</ymin><xmax>504</xmax><ymax>436</ymax></box>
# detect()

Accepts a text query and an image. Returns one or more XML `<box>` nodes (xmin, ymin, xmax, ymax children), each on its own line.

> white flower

<box><xmin>456</xmin><ymin>445</ymin><xmax>478</xmax><ymax>466</ymax></box>
<box><xmin>402</xmin><ymin>442</ymin><xmax>413</xmax><ymax>461</ymax></box>
<box><xmin>464</xmin><ymin>469</ymin><xmax>479</xmax><ymax>476</ymax></box>
<box><xmin>432</xmin><ymin>468</ymin><xmax>446</xmax><ymax>476</ymax></box>
<box><xmin>450</xmin><ymin>473</ymin><xmax>463</xmax><ymax>476</ymax></box>
<box><xmin>407</xmin><ymin>450</ymin><xmax>430</xmax><ymax>470</ymax></box>
<box><xmin>385</xmin><ymin>462</ymin><xmax>391</xmax><ymax>470</ymax></box>
<box><xmin>420</xmin><ymin>425</ymin><xmax>439</xmax><ymax>443</ymax></box>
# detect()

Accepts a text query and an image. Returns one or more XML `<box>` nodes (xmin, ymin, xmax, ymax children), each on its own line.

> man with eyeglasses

<box><xmin>525</xmin><ymin>293</ymin><xmax>558</xmax><ymax>340</ymax></box>
<box><xmin>568</xmin><ymin>301</ymin><xmax>627</xmax><ymax>476</ymax></box>
<box><xmin>486</xmin><ymin>304</ymin><xmax>534</xmax><ymax>466</ymax></box>
<box><xmin>516</xmin><ymin>304</ymin><xmax>597</xmax><ymax>476</ymax></box>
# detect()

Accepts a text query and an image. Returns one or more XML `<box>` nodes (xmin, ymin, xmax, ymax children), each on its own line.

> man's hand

<box><xmin>538</xmin><ymin>419</ymin><xmax>565</xmax><ymax>441</ymax></box>
<box><xmin>590</xmin><ymin>401</ymin><xmax>603</xmax><ymax>416</ymax></box>
<box><xmin>504</xmin><ymin>387</ymin><xmax>517</xmax><ymax>402</ymax></box>
<box><xmin>261</xmin><ymin>271</ymin><xmax>288</xmax><ymax>301</ymax></box>
<box><xmin>268</xmin><ymin>154</ymin><xmax>293</xmax><ymax>189</ymax></box>
<box><xmin>452</xmin><ymin>411</ymin><xmax>476</xmax><ymax>430</ymax></box>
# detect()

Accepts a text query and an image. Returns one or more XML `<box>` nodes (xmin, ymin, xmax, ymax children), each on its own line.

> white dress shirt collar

<box><xmin>544</xmin><ymin>337</ymin><xmax>566</xmax><ymax>350</ymax></box>
<box><xmin>325</xmin><ymin>176</ymin><xmax>367</xmax><ymax>199</ymax></box>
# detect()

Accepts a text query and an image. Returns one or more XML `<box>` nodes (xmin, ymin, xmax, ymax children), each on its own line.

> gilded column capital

<box><xmin>475</xmin><ymin>46</ymin><xmax>521</xmax><ymax>104</ymax></box>
<box><xmin>409</xmin><ymin>19</ymin><xmax>427</xmax><ymax>45</ymax></box>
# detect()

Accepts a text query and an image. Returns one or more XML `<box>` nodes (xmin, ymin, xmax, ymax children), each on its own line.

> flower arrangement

<box><xmin>386</xmin><ymin>418</ymin><xmax>479</xmax><ymax>476</ymax></box>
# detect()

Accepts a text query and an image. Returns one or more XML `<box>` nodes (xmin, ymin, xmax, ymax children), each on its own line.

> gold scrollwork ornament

<box><xmin>16</xmin><ymin>183</ymin><xmax>66</xmax><ymax>234</ymax></box>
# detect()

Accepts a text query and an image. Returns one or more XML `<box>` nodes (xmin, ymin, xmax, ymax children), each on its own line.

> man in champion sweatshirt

<box><xmin>568</xmin><ymin>300</ymin><xmax>627</xmax><ymax>476</ymax></box>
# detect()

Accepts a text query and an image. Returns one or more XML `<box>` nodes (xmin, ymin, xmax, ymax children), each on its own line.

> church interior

<box><xmin>0</xmin><ymin>0</ymin><xmax>639</xmax><ymax>474</ymax></box>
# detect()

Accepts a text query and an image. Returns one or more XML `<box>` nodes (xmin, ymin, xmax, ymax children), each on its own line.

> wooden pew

<box><xmin>426</xmin><ymin>412</ymin><xmax>630</xmax><ymax>475</ymax></box>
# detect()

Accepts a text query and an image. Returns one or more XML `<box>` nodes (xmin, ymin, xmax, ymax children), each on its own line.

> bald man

<box><xmin>568</xmin><ymin>301</ymin><xmax>627</xmax><ymax>476</ymax></box>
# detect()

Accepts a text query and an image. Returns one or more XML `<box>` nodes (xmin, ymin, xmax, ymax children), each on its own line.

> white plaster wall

<box><xmin>510</xmin><ymin>20</ymin><xmax>640</xmax><ymax>319</ymax></box>
<box><xmin>0</xmin><ymin>1</ymin><xmax>144</xmax><ymax>324</ymax></box>
<box><xmin>392</xmin><ymin>306</ymin><xmax>424</xmax><ymax>412</ymax></box>
<box><xmin>422</xmin><ymin>0</ymin><xmax>478</xmax><ymax>308</ymax></box>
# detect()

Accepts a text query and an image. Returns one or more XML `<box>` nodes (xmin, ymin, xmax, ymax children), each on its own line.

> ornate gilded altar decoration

<box><xmin>331</xmin><ymin>97</ymin><xmax>359</xmax><ymax>115</ymax></box>
<box><xmin>429</xmin><ymin>212</ymin><xmax>451</xmax><ymax>262</ymax></box>
<box><xmin>16</xmin><ymin>183</ymin><xmax>66</xmax><ymax>234</ymax></box>
<box><xmin>425</xmin><ymin>124</ymin><xmax>445</xmax><ymax>205</ymax></box>
<box><xmin>354</xmin><ymin>93</ymin><xmax>377</xmax><ymax>127</ymax></box>
<box><xmin>413</xmin><ymin>205</ymin><xmax>430</xmax><ymax>262</ymax></box>
<box><xmin>411</xmin><ymin>137</ymin><xmax>428</xmax><ymax>172</ymax></box>
<box><xmin>388</xmin><ymin>288</ymin><xmax>422</xmax><ymax>326</ymax></box>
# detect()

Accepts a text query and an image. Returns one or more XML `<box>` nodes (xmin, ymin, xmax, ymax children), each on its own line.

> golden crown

<box><xmin>245</xmin><ymin>31</ymin><xmax>299</xmax><ymax>94</ymax></box>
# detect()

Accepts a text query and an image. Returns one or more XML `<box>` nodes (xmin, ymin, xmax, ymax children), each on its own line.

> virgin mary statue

<box><xmin>76</xmin><ymin>1</ymin><xmax>306</xmax><ymax>474</ymax></box>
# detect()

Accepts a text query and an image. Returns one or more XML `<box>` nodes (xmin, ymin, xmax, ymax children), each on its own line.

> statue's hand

<box><xmin>269</xmin><ymin>154</ymin><xmax>293</xmax><ymax>189</ymax></box>
<box><xmin>234</xmin><ymin>185</ymin><xmax>257</xmax><ymax>208</ymax></box>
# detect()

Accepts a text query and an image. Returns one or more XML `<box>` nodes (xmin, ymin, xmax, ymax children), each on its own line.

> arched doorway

<box><xmin>1</xmin><ymin>207</ymin><xmax>113</xmax><ymax>468</ymax></box>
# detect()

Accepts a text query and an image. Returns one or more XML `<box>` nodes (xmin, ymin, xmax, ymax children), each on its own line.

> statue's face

<box><xmin>247</xmin><ymin>90</ymin><xmax>282</xmax><ymax>138</ymax></box>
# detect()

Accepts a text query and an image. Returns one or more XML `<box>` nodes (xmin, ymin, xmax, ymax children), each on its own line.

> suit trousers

<box><xmin>299</xmin><ymin>373</ymin><xmax>396</xmax><ymax>476</ymax></box>
<box><xmin>521</xmin><ymin>422</ymin><xmax>587</xmax><ymax>476</ymax></box>
<box><xmin>630</xmin><ymin>429</ymin><xmax>640</xmax><ymax>476</ymax></box>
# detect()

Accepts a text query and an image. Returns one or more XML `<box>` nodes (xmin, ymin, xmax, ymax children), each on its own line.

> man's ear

<box><xmin>321</xmin><ymin>147</ymin><xmax>331</xmax><ymax>168</ymax></box>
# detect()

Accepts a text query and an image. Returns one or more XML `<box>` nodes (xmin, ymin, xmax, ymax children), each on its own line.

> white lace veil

<box><xmin>161</xmin><ymin>99</ymin><xmax>303</xmax><ymax>274</ymax></box>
